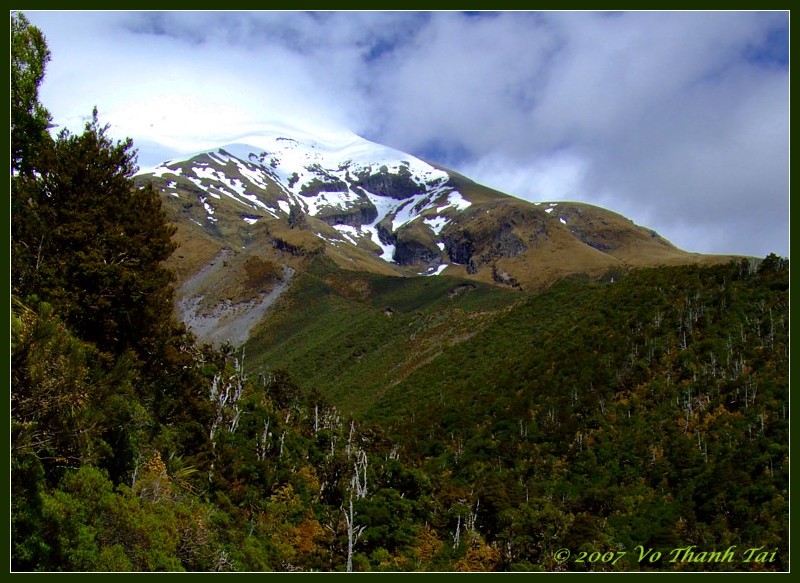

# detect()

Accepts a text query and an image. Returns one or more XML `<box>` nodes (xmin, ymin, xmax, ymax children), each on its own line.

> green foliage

<box><xmin>237</xmin><ymin>256</ymin><xmax>787</xmax><ymax>572</ymax></box>
<box><xmin>18</xmin><ymin>111</ymin><xmax>178</xmax><ymax>357</ymax></box>
<box><xmin>11</xmin><ymin>451</ymin><xmax>50</xmax><ymax>571</ymax></box>
<box><xmin>12</xmin><ymin>258</ymin><xmax>789</xmax><ymax>572</ymax></box>
<box><xmin>10</xmin><ymin>17</ymin><xmax>788</xmax><ymax>572</ymax></box>
<box><xmin>11</xmin><ymin>299</ymin><xmax>137</xmax><ymax>477</ymax></box>
<box><xmin>10</xmin><ymin>12</ymin><xmax>51</xmax><ymax>177</ymax></box>
<box><xmin>37</xmin><ymin>463</ymin><xmax>219</xmax><ymax>571</ymax></box>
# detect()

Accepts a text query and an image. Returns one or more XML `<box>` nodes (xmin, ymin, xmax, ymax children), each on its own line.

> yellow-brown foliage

<box><xmin>454</xmin><ymin>538</ymin><xmax>501</xmax><ymax>572</ymax></box>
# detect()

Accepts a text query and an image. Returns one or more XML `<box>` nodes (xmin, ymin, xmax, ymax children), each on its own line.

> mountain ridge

<box><xmin>133</xmin><ymin>126</ymin><xmax>740</xmax><ymax>346</ymax></box>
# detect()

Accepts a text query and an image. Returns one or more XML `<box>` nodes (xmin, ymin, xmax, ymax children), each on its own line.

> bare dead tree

<box><xmin>344</xmin><ymin>474</ymin><xmax>366</xmax><ymax>572</ymax></box>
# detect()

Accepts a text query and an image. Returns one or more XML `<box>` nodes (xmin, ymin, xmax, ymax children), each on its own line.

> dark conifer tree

<box><xmin>11</xmin><ymin>12</ymin><xmax>54</xmax><ymax>298</ymax></box>
<box><xmin>31</xmin><ymin>112</ymin><xmax>178</xmax><ymax>356</ymax></box>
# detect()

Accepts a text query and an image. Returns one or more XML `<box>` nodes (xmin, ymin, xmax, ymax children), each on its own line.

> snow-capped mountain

<box><xmin>139</xmin><ymin>128</ymin><xmax>474</xmax><ymax>275</ymax></box>
<box><xmin>134</xmin><ymin>124</ymin><xmax>736</xmax><ymax>346</ymax></box>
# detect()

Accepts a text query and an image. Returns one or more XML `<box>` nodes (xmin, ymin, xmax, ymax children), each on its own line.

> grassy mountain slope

<box><xmin>244</xmin><ymin>253</ymin><xmax>785</xmax><ymax>429</ymax></box>
<box><xmin>244</xmin><ymin>257</ymin><xmax>521</xmax><ymax>418</ymax></box>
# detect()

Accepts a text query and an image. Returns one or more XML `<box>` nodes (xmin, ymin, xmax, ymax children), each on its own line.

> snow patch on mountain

<box><xmin>140</xmin><ymin>124</ymin><xmax>472</xmax><ymax>268</ymax></box>
<box><xmin>424</xmin><ymin>216</ymin><xmax>449</xmax><ymax>235</ymax></box>
<box><xmin>424</xmin><ymin>264</ymin><xmax>449</xmax><ymax>276</ymax></box>
<box><xmin>303</xmin><ymin>191</ymin><xmax>362</xmax><ymax>216</ymax></box>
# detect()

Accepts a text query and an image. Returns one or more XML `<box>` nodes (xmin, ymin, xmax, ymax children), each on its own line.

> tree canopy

<box><xmin>11</xmin><ymin>11</ymin><xmax>51</xmax><ymax>178</ymax></box>
<box><xmin>10</xmin><ymin>13</ymin><xmax>789</xmax><ymax>572</ymax></box>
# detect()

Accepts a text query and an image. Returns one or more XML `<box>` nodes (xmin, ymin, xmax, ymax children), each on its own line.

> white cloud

<box><xmin>460</xmin><ymin>149</ymin><xmax>590</xmax><ymax>203</ymax></box>
<box><xmin>364</xmin><ymin>13</ymin><xmax>558</xmax><ymax>151</ymax></box>
<box><xmin>23</xmin><ymin>10</ymin><xmax>788</xmax><ymax>258</ymax></box>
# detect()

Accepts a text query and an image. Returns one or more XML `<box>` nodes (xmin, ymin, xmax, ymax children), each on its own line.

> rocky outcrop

<box><xmin>316</xmin><ymin>202</ymin><xmax>378</xmax><ymax>228</ymax></box>
<box><xmin>556</xmin><ymin>207</ymin><xmax>619</xmax><ymax>252</ymax></box>
<box><xmin>491</xmin><ymin>264</ymin><xmax>522</xmax><ymax>289</ymax></box>
<box><xmin>375</xmin><ymin>220</ymin><xmax>397</xmax><ymax>247</ymax></box>
<box><xmin>352</xmin><ymin>164</ymin><xmax>425</xmax><ymax>200</ymax></box>
<box><xmin>393</xmin><ymin>238</ymin><xmax>442</xmax><ymax>266</ymax></box>
<box><xmin>443</xmin><ymin>223</ymin><xmax>527</xmax><ymax>272</ymax></box>
<box><xmin>448</xmin><ymin>283</ymin><xmax>477</xmax><ymax>298</ymax></box>
<box><xmin>572</xmin><ymin>231</ymin><xmax>617</xmax><ymax>252</ymax></box>
<box><xmin>483</xmin><ymin>224</ymin><xmax>527</xmax><ymax>260</ymax></box>
<box><xmin>269</xmin><ymin>227</ymin><xmax>326</xmax><ymax>256</ymax></box>
<box><xmin>390</xmin><ymin>221</ymin><xmax>442</xmax><ymax>266</ymax></box>
<box><xmin>440</xmin><ymin>204</ymin><xmax>550</xmax><ymax>275</ymax></box>
<box><xmin>443</xmin><ymin>230</ymin><xmax>475</xmax><ymax>266</ymax></box>
<box><xmin>299</xmin><ymin>177</ymin><xmax>349</xmax><ymax>197</ymax></box>
<box><xmin>272</xmin><ymin>237</ymin><xmax>324</xmax><ymax>257</ymax></box>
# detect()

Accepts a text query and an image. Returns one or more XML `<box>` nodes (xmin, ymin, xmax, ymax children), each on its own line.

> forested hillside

<box><xmin>10</xmin><ymin>13</ymin><xmax>788</xmax><ymax>572</ymax></box>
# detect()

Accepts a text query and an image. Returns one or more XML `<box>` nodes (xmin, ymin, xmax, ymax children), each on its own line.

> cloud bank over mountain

<box><xmin>26</xmin><ymin>10</ymin><xmax>789</xmax><ymax>258</ymax></box>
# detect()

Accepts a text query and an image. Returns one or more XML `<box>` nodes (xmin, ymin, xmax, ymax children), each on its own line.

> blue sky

<box><xmin>23</xmin><ymin>10</ymin><xmax>789</xmax><ymax>258</ymax></box>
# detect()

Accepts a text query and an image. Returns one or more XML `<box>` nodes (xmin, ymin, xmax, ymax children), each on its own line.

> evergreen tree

<box><xmin>10</xmin><ymin>11</ymin><xmax>51</xmax><ymax>178</ymax></box>
<box><xmin>11</xmin><ymin>15</ymin><xmax>178</xmax><ymax>359</ymax></box>
<box><xmin>31</xmin><ymin>112</ymin><xmax>178</xmax><ymax>356</ymax></box>
<box><xmin>11</xmin><ymin>12</ymin><xmax>53</xmax><ymax>298</ymax></box>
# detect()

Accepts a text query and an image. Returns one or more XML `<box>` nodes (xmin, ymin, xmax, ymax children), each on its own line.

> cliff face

<box><xmin>352</xmin><ymin>164</ymin><xmax>427</xmax><ymax>200</ymax></box>
<box><xmin>441</xmin><ymin>203</ymin><xmax>543</xmax><ymax>276</ymax></box>
<box><xmin>394</xmin><ymin>237</ymin><xmax>442</xmax><ymax>267</ymax></box>
<box><xmin>315</xmin><ymin>200</ymin><xmax>379</xmax><ymax>228</ymax></box>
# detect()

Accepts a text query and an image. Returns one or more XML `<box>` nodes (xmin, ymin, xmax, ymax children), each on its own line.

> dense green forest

<box><xmin>10</xmin><ymin>13</ymin><xmax>789</xmax><ymax>572</ymax></box>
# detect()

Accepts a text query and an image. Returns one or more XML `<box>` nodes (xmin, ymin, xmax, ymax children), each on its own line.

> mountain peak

<box><xmin>139</xmin><ymin>127</ymin><xmax>474</xmax><ymax>276</ymax></box>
